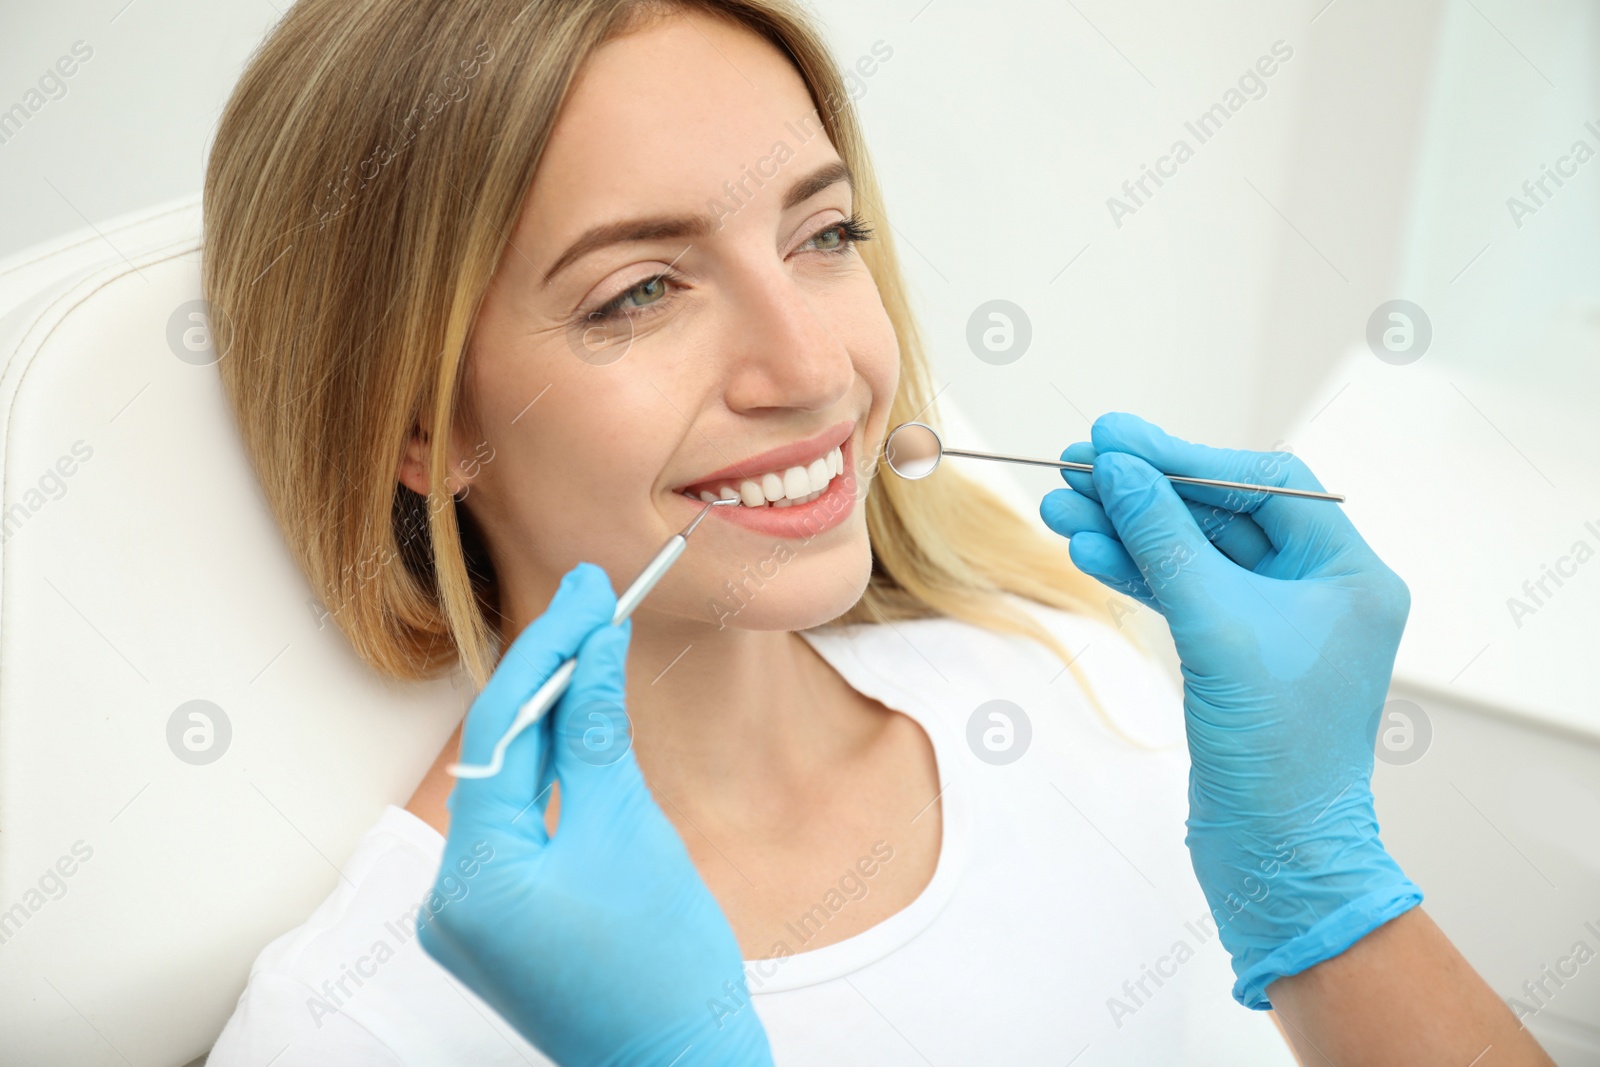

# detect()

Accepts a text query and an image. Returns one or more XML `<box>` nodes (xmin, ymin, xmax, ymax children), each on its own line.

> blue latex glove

<box><xmin>1039</xmin><ymin>412</ymin><xmax>1423</xmax><ymax>1010</ymax></box>
<box><xmin>415</xmin><ymin>562</ymin><xmax>774</xmax><ymax>1065</ymax></box>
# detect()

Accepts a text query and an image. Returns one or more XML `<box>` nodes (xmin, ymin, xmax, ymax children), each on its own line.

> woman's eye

<box><xmin>586</xmin><ymin>273</ymin><xmax>672</xmax><ymax>322</ymax></box>
<box><xmin>809</xmin><ymin>224</ymin><xmax>847</xmax><ymax>251</ymax></box>
<box><xmin>800</xmin><ymin>215</ymin><xmax>873</xmax><ymax>256</ymax></box>
<box><xmin>614</xmin><ymin>275</ymin><xmax>667</xmax><ymax>312</ymax></box>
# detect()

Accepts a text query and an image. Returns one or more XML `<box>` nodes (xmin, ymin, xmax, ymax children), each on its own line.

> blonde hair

<box><xmin>203</xmin><ymin>0</ymin><xmax>1147</xmax><ymax>734</ymax></box>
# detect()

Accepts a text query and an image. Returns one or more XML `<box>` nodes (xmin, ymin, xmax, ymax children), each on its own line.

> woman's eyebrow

<box><xmin>780</xmin><ymin>159</ymin><xmax>853</xmax><ymax>211</ymax></box>
<box><xmin>540</xmin><ymin>160</ymin><xmax>855</xmax><ymax>285</ymax></box>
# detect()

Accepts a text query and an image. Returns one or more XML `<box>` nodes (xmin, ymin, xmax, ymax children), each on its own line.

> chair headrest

<box><xmin>0</xmin><ymin>198</ymin><xmax>466</xmax><ymax>1066</ymax></box>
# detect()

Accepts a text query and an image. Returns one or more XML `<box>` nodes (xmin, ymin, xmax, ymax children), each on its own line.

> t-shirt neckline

<box><xmin>387</xmin><ymin>618</ymin><xmax>971</xmax><ymax>996</ymax></box>
<box><xmin>741</xmin><ymin>624</ymin><xmax>970</xmax><ymax>993</ymax></box>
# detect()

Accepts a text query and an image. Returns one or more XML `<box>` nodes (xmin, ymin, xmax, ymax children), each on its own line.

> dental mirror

<box><xmin>882</xmin><ymin>420</ymin><xmax>943</xmax><ymax>479</ymax></box>
<box><xmin>883</xmin><ymin>421</ymin><xmax>1344</xmax><ymax>503</ymax></box>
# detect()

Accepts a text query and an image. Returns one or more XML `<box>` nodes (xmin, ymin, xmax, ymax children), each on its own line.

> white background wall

<box><xmin>2</xmin><ymin>0</ymin><xmax>1597</xmax><ymax>1061</ymax></box>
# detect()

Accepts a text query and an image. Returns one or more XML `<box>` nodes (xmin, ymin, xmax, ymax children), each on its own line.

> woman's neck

<box><xmin>619</xmin><ymin>613</ymin><xmax>882</xmax><ymax>818</ymax></box>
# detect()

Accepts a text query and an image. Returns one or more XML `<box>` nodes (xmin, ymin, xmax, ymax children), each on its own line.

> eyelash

<box><xmin>581</xmin><ymin>214</ymin><xmax>876</xmax><ymax>324</ymax></box>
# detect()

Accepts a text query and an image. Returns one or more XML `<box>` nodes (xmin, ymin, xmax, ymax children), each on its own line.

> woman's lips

<box><xmin>678</xmin><ymin>419</ymin><xmax>854</xmax><ymax>496</ymax></box>
<box><xmin>677</xmin><ymin>434</ymin><xmax>860</xmax><ymax>540</ymax></box>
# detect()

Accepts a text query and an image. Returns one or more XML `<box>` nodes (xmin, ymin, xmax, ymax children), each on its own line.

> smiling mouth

<box><xmin>677</xmin><ymin>443</ymin><xmax>846</xmax><ymax>509</ymax></box>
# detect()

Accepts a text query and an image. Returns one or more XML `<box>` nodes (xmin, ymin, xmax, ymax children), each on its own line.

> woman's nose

<box><xmin>717</xmin><ymin>268</ymin><xmax>855</xmax><ymax>415</ymax></box>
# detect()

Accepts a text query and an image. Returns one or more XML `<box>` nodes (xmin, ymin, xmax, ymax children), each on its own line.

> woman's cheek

<box><xmin>861</xmin><ymin>307</ymin><xmax>901</xmax><ymax>416</ymax></box>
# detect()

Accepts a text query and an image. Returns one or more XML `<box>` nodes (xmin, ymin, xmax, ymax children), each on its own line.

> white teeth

<box><xmin>782</xmin><ymin>466</ymin><xmax>809</xmax><ymax>499</ymax></box>
<box><xmin>806</xmin><ymin>457</ymin><xmax>830</xmax><ymax>493</ymax></box>
<box><xmin>687</xmin><ymin>442</ymin><xmax>847</xmax><ymax>508</ymax></box>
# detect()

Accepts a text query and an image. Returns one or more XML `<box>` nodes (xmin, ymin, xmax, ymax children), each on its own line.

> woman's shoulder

<box><xmin>208</xmin><ymin>806</ymin><xmax>441</xmax><ymax>1062</ymax></box>
<box><xmin>210</xmin><ymin>805</ymin><xmax>547</xmax><ymax>1064</ymax></box>
<box><xmin>231</xmin><ymin>805</ymin><xmax>443</xmax><ymax>981</ymax></box>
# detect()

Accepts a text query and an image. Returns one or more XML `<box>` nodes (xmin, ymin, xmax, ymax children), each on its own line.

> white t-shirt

<box><xmin>208</xmin><ymin>598</ymin><xmax>1296</xmax><ymax>1066</ymax></box>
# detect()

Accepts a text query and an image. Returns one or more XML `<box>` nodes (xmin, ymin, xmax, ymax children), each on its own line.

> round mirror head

<box><xmin>884</xmin><ymin>421</ymin><xmax>943</xmax><ymax>480</ymax></box>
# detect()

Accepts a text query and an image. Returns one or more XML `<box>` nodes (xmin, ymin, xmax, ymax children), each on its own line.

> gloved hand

<box><xmin>1038</xmin><ymin>412</ymin><xmax>1423</xmax><ymax>1010</ymax></box>
<box><xmin>415</xmin><ymin>562</ymin><xmax>774</xmax><ymax>1065</ymax></box>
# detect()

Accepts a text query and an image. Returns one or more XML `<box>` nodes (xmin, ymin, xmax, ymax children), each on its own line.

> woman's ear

<box><xmin>397</xmin><ymin>425</ymin><xmax>433</xmax><ymax>497</ymax></box>
<box><xmin>397</xmin><ymin>424</ymin><xmax>477</xmax><ymax>499</ymax></box>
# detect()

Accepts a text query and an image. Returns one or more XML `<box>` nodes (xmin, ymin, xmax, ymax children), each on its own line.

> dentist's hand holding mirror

<box><xmin>1025</xmin><ymin>411</ymin><xmax>1422</xmax><ymax>1006</ymax></box>
<box><xmin>1017</xmin><ymin>417</ymin><xmax>1558</xmax><ymax>1063</ymax></box>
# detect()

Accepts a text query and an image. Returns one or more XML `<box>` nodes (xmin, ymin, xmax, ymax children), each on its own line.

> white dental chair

<box><xmin>0</xmin><ymin>196</ymin><xmax>468</xmax><ymax>1066</ymax></box>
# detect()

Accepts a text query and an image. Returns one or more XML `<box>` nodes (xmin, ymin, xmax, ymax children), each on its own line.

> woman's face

<box><xmin>421</xmin><ymin>10</ymin><xmax>899</xmax><ymax>635</ymax></box>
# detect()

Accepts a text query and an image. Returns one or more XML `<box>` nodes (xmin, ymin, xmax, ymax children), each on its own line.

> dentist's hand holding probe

<box><xmin>415</xmin><ymin>563</ymin><xmax>774</xmax><ymax>1066</ymax></box>
<box><xmin>1038</xmin><ymin>412</ymin><xmax>1423</xmax><ymax>1009</ymax></box>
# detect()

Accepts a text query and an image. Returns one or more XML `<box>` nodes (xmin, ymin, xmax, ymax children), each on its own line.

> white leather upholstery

<box><xmin>0</xmin><ymin>197</ymin><xmax>467</xmax><ymax>1066</ymax></box>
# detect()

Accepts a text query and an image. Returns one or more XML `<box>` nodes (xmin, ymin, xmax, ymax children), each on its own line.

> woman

<box><xmin>202</xmin><ymin>1</ymin><xmax>1551</xmax><ymax>1064</ymax></box>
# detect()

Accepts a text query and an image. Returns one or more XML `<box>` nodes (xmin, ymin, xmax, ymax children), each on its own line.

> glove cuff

<box><xmin>1230</xmin><ymin>878</ymin><xmax>1424</xmax><ymax>1010</ymax></box>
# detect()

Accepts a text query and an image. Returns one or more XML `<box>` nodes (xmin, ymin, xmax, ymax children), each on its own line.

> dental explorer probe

<box><xmin>449</xmin><ymin>497</ymin><xmax>741</xmax><ymax>779</ymax></box>
<box><xmin>884</xmin><ymin>421</ymin><xmax>1345</xmax><ymax>503</ymax></box>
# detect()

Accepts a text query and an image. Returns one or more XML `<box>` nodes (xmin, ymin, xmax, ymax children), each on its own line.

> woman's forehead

<box><xmin>521</xmin><ymin>11</ymin><xmax>831</xmax><ymax>237</ymax></box>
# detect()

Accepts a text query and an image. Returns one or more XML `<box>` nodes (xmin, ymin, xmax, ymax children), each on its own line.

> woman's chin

<box><xmin>687</xmin><ymin>543</ymin><xmax>872</xmax><ymax>633</ymax></box>
<box><xmin>720</xmin><ymin>594</ymin><xmax>863</xmax><ymax>633</ymax></box>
